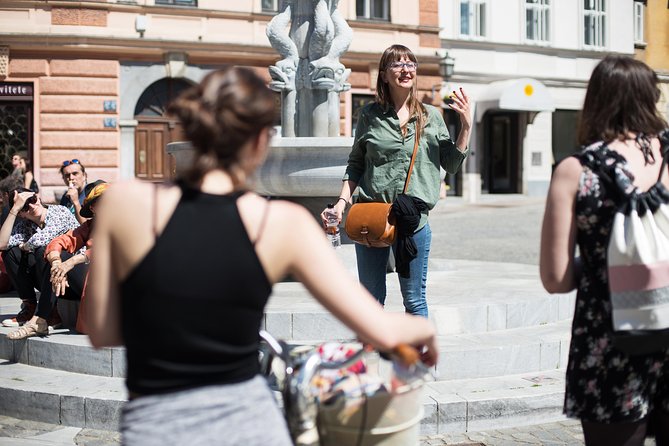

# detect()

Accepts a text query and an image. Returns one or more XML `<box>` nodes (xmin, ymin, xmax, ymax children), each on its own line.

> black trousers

<box><xmin>2</xmin><ymin>247</ymin><xmax>87</xmax><ymax>320</ymax></box>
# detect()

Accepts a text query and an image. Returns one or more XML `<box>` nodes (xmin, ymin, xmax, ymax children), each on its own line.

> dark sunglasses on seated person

<box><xmin>21</xmin><ymin>195</ymin><xmax>37</xmax><ymax>212</ymax></box>
<box><xmin>62</xmin><ymin>159</ymin><xmax>80</xmax><ymax>167</ymax></box>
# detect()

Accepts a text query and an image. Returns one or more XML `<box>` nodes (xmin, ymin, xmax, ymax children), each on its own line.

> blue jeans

<box><xmin>355</xmin><ymin>223</ymin><xmax>432</xmax><ymax>318</ymax></box>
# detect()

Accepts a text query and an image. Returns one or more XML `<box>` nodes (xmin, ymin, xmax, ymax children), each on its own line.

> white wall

<box><xmin>439</xmin><ymin>0</ymin><xmax>635</xmax><ymax>53</ymax></box>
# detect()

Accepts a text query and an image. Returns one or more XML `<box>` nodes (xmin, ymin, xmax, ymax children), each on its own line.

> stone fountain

<box><xmin>168</xmin><ymin>0</ymin><xmax>354</xmax><ymax>215</ymax></box>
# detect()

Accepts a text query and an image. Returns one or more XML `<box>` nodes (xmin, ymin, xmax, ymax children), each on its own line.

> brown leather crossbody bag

<box><xmin>344</xmin><ymin>126</ymin><xmax>421</xmax><ymax>248</ymax></box>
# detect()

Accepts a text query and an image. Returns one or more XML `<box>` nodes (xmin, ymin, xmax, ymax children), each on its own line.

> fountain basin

<box><xmin>167</xmin><ymin>136</ymin><xmax>354</xmax><ymax>197</ymax></box>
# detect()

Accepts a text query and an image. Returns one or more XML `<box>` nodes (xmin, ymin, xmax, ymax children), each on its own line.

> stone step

<box><xmin>434</xmin><ymin>320</ymin><xmax>570</xmax><ymax>380</ymax></box>
<box><xmin>0</xmin><ymin>361</ymin><xmax>125</xmax><ymax>431</ymax></box>
<box><xmin>0</xmin><ymin>257</ymin><xmax>575</xmax><ymax>339</ymax></box>
<box><xmin>0</xmin><ymin>280</ymin><xmax>574</xmax><ymax>343</ymax></box>
<box><xmin>266</xmin><ymin>259</ymin><xmax>574</xmax><ymax>339</ymax></box>
<box><xmin>422</xmin><ymin>368</ymin><xmax>567</xmax><ymax>435</ymax></box>
<box><xmin>0</xmin><ymin>359</ymin><xmax>566</xmax><ymax>436</ymax></box>
<box><xmin>0</xmin><ymin>320</ymin><xmax>570</xmax><ymax>380</ymax></box>
<box><xmin>0</xmin><ymin>326</ymin><xmax>126</xmax><ymax>378</ymax></box>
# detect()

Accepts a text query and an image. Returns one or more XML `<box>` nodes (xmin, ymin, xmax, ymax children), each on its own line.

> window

<box><xmin>351</xmin><ymin>94</ymin><xmax>375</xmax><ymax>134</ymax></box>
<box><xmin>634</xmin><ymin>1</ymin><xmax>645</xmax><ymax>44</ymax></box>
<box><xmin>356</xmin><ymin>0</ymin><xmax>390</xmax><ymax>21</ymax></box>
<box><xmin>460</xmin><ymin>0</ymin><xmax>486</xmax><ymax>39</ymax></box>
<box><xmin>262</xmin><ymin>0</ymin><xmax>285</xmax><ymax>13</ymax></box>
<box><xmin>155</xmin><ymin>0</ymin><xmax>197</xmax><ymax>6</ymax></box>
<box><xmin>583</xmin><ymin>0</ymin><xmax>606</xmax><ymax>48</ymax></box>
<box><xmin>551</xmin><ymin>110</ymin><xmax>579</xmax><ymax>165</ymax></box>
<box><xmin>526</xmin><ymin>0</ymin><xmax>550</xmax><ymax>43</ymax></box>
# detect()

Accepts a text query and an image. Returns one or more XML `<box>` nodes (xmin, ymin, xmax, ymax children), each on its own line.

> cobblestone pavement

<box><xmin>0</xmin><ymin>415</ymin><xmax>120</xmax><ymax>446</ymax></box>
<box><xmin>419</xmin><ymin>420</ymin><xmax>589</xmax><ymax>445</ymax></box>
<box><xmin>1</xmin><ymin>415</ymin><xmax>661</xmax><ymax>445</ymax></box>
<box><xmin>0</xmin><ymin>415</ymin><xmax>655</xmax><ymax>446</ymax></box>
<box><xmin>0</xmin><ymin>416</ymin><xmax>572</xmax><ymax>445</ymax></box>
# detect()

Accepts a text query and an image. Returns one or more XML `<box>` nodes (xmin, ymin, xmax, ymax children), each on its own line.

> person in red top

<box><xmin>45</xmin><ymin>180</ymin><xmax>108</xmax><ymax>333</ymax></box>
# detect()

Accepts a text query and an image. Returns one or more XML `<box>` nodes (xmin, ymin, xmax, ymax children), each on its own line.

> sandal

<box><xmin>7</xmin><ymin>319</ymin><xmax>48</xmax><ymax>340</ymax></box>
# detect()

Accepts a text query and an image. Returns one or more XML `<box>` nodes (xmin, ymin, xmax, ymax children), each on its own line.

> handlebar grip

<box><xmin>392</xmin><ymin>344</ymin><xmax>420</xmax><ymax>367</ymax></box>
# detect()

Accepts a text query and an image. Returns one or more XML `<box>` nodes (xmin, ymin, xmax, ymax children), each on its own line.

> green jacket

<box><xmin>344</xmin><ymin>102</ymin><xmax>468</xmax><ymax>218</ymax></box>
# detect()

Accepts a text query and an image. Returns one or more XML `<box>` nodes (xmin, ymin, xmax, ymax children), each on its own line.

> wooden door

<box><xmin>135</xmin><ymin>121</ymin><xmax>178</xmax><ymax>181</ymax></box>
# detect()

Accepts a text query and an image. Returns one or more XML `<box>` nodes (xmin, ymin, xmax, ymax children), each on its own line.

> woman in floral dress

<box><xmin>540</xmin><ymin>55</ymin><xmax>669</xmax><ymax>445</ymax></box>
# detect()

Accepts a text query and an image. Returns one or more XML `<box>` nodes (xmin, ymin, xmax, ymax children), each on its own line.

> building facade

<box><xmin>634</xmin><ymin>0</ymin><xmax>669</xmax><ymax>122</ymax></box>
<box><xmin>0</xmin><ymin>0</ymin><xmax>444</xmax><ymax>202</ymax></box>
<box><xmin>0</xmin><ymin>1</ymin><xmax>664</xmax><ymax>202</ymax></box>
<box><xmin>438</xmin><ymin>0</ymin><xmax>643</xmax><ymax>199</ymax></box>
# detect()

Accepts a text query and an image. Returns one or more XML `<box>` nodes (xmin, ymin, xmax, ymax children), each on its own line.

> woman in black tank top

<box><xmin>86</xmin><ymin>67</ymin><xmax>439</xmax><ymax>446</ymax></box>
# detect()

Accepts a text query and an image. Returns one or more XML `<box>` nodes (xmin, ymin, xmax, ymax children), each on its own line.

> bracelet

<box><xmin>8</xmin><ymin>211</ymin><xmax>17</xmax><ymax>216</ymax></box>
<box><xmin>337</xmin><ymin>197</ymin><xmax>348</xmax><ymax>206</ymax></box>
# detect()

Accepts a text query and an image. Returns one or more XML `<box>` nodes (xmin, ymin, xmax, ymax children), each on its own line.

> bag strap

<box><xmin>656</xmin><ymin>129</ymin><xmax>669</xmax><ymax>183</ymax></box>
<box><xmin>402</xmin><ymin>121</ymin><xmax>421</xmax><ymax>194</ymax></box>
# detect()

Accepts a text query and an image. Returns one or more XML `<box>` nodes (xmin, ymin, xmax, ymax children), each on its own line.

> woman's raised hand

<box><xmin>448</xmin><ymin>87</ymin><xmax>472</xmax><ymax>131</ymax></box>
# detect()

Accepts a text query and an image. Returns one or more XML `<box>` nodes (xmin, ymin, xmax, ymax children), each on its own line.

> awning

<box><xmin>475</xmin><ymin>78</ymin><xmax>555</xmax><ymax>123</ymax></box>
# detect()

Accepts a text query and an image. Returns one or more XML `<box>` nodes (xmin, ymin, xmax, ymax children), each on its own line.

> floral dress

<box><xmin>566</xmin><ymin>142</ymin><xmax>669</xmax><ymax>423</ymax></box>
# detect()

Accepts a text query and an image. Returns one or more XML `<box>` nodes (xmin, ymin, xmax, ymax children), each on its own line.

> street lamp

<box><xmin>438</xmin><ymin>51</ymin><xmax>455</xmax><ymax>80</ymax></box>
<box><xmin>432</xmin><ymin>50</ymin><xmax>456</xmax><ymax>105</ymax></box>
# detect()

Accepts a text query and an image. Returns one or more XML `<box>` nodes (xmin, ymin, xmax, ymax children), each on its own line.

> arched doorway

<box><xmin>134</xmin><ymin>78</ymin><xmax>191</xmax><ymax>181</ymax></box>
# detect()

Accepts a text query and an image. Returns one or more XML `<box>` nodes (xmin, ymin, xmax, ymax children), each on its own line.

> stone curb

<box><xmin>0</xmin><ymin>360</ymin><xmax>566</xmax><ymax>435</ymax></box>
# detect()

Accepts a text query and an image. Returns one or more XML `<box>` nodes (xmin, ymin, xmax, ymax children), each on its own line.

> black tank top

<box><xmin>120</xmin><ymin>185</ymin><xmax>272</xmax><ymax>395</ymax></box>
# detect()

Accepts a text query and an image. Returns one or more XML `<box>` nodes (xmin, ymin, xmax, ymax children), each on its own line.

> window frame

<box><xmin>261</xmin><ymin>0</ymin><xmax>284</xmax><ymax>13</ymax></box>
<box><xmin>525</xmin><ymin>0</ymin><xmax>551</xmax><ymax>44</ymax></box>
<box><xmin>459</xmin><ymin>0</ymin><xmax>487</xmax><ymax>40</ymax></box>
<box><xmin>583</xmin><ymin>0</ymin><xmax>607</xmax><ymax>49</ymax></box>
<box><xmin>356</xmin><ymin>0</ymin><xmax>390</xmax><ymax>22</ymax></box>
<box><xmin>633</xmin><ymin>1</ymin><xmax>646</xmax><ymax>46</ymax></box>
<box><xmin>350</xmin><ymin>93</ymin><xmax>375</xmax><ymax>135</ymax></box>
<box><xmin>154</xmin><ymin>0</ymin><xmax>197</xmax><ymax>6</ymax></box>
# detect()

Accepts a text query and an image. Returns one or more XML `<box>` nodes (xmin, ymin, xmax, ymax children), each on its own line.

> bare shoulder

<box><xmin>547</xmin><ymin>156</ymin><xmax>582</xmax><ymax>202</ymax></box>
<box><xmin>98</xmin><ymin>180</ymin><xmax>181</xmax><ymax>227</ymax></box>
<box><xmin>103</xmin><ymin>180</ymin><xmax>179</xmax><ymax>205</ymax></box>
<box><xmin>237</xmin><ymin>193</ymin><xmax>316</xmax><ymax>236</ymax></box>
<box><xmin>552</xmin><ymin>156</ymin><xmax>582</xmax><ymax>183</ymax></box>
<box><xmin>238</xmin><ymin>193</ymin><xmax>312</xmax><ymax>219</ymax></box>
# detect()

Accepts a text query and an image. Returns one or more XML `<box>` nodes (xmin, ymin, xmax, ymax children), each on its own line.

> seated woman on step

<box><xmin>0</xmin><ymin>187</ymin><xmax>79</xmax><ymax>339</ymax></box>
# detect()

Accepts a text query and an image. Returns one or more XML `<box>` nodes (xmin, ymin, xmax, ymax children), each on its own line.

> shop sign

<box><xmin>0</xmin><ymin>82</ymin><xmax>33</xmax><ymax>101</ymax></box>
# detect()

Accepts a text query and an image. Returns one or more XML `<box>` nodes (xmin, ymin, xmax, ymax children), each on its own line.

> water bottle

<box><xmin>325</xmin><ymin>204</ymin><xmax>341</xmax><ymax>249</ymax></box>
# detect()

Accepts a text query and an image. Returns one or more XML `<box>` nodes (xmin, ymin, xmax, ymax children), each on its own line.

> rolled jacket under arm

<box><xmin>392</xmin><ymin>194</ymin><xmax>430</xmax><ymax>278</ymax></box>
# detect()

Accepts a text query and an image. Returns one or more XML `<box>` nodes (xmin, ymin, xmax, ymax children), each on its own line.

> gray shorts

<box><xmin>121</xmin><ymin>375</ymin><xmax>292</xmax><ymax>446</ymax></box>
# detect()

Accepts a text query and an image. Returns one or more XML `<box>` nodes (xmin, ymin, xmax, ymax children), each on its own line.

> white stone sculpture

<box><xmin>266</xmin><ymin>0</ymin><xmax>352</xmax><ymax>137</ymax></box>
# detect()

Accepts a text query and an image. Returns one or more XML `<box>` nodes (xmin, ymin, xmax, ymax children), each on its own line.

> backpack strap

<box><xmin>656</xmin><ymin>128</ymin><xmax>669</xmax><ymax>183</ymax></box>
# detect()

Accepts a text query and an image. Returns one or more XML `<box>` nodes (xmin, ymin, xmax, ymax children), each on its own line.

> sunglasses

<box><xmin>21</xmin><ymin>195</ymin><xmax>37</xmax><ymax>212</ymax></box>
<box><xmin>62</xmin><ymin>159</ymin><xmax>80</xmax><ymax>167</ymax></box>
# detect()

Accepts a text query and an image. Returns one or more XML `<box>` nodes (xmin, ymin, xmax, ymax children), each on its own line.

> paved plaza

<box><xmin>0</xmin><ymin>194</ymin><xmax>652</xmax><ymax>445</ymax></box>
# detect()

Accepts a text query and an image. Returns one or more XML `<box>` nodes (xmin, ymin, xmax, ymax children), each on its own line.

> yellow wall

<box><xmin>645</xmin><ymin>0</ymin><xmax>669</xmax><ymax>72</ymax></box>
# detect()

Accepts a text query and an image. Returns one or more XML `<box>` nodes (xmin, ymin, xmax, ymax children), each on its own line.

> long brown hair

<box><xmin>167</xmin><ymin>67</ymin><xmax>276</xmax><ymax>185</ymax></box>
<box><xmin>376</xmin><ymin>44</ymin><xmax>427</xmax><ymax>130</ymax></box>
<box><xmin>578</xmin><ymin>55</ymin><xmax>667</xmax><ymax>146</ymax></box>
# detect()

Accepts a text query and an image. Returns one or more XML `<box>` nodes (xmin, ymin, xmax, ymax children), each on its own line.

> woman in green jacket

<box><xmin>323</xmin><ymin>44</ymin><xmax>472</xmax><ymax>317</ymax></box>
